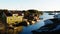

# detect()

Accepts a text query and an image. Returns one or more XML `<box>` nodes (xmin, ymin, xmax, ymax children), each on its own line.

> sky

<box><xmin>0</xmin><ymin>0</ymin><xmax>60</xmax><ymax>11</ymax></box>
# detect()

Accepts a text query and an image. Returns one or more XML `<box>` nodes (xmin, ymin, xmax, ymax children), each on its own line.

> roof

<box><xmin>4</xmin><ymin>10</ymin><xmax>23</xmax><ymax>16</ymax></box>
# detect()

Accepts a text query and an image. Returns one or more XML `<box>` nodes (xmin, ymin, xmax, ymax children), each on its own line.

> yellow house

<box><xmin>3</xmin><ymin>11</ymin><xmax>23</xmax><ymax>25</ymax></box>
<box><xmin>7</xmin><ymin>14</ymin><xmax>23</xmax><ymax>25</ymax></box>
<box><xmin>2</xmin><ymin>11</ymin><xmax>24</xmax><ymax>33</ymax></box>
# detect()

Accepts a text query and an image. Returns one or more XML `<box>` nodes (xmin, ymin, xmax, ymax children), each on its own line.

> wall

<box><xmin>7</xmin><ymin>14</ymin><xmax>23</xmax><ymax>25</ymax></box>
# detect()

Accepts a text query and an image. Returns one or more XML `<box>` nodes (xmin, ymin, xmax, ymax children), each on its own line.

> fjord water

<box><xmin>20</xmin><ymin>13</ymin><xmax>54</xmax><ymax>34</ymax></box>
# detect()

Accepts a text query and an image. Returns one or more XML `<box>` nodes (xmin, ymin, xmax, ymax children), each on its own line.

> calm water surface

<box><xmin>20</xmin><ymin>13</ymin><xmax>54</xmax><ymax>34</ymax></box>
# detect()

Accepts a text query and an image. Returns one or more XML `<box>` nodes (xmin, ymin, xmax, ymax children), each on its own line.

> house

<box><xmin>3</xmin><ymin>11</ymin><xmax>23</xmax><ymax>25</ymax></box>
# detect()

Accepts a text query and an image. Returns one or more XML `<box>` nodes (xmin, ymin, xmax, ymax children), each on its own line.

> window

<box><xmin>13</xmin><ymin>14</ymin><xmax>18</xmax><ymax>17</ymax></box>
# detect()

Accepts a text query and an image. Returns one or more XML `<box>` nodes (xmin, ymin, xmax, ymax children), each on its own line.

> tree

<box><xmin>27</xmin><ymin>9</ymin><xmax>43</xmax><ymax>16</ymax></box>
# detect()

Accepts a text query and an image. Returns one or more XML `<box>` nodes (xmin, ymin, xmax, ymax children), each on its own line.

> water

<box><xmin>20</xmin><ymin>13</ymin><xmax>54</xmax><ymax>34</ymax></box>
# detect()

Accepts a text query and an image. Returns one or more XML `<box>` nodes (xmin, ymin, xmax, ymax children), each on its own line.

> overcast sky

<box><xmin>0</xmin><ymin>0</ymin><xmax>60</xmax><ymax>11</ymax></box>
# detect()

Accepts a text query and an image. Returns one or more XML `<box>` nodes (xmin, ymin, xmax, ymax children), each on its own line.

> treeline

<box><xmin>22</xmin><ymin>9</ymin><xmax>43</xmax><ymax>16</ymax></box>
<box><xmin>0</xmin><ymin>9</ymin><xmax>43</xmax><ymax>16</ymax></box>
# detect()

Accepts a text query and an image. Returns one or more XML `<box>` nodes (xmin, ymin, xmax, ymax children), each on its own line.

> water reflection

<box><xmin>20</xmin><ymin>13</ymin><xmax>54</xmax><ymax>34</ymax></box>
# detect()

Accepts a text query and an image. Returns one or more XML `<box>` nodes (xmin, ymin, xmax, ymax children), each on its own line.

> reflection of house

<box><xmin>0</xmin><ymin>21</ymin><xmax>5</xmax><ymax>34</ymax></box>
<box><xmin>3</xmin><ymin>11</ymin><xmax>23</xmax><ymax>25</ymax></box>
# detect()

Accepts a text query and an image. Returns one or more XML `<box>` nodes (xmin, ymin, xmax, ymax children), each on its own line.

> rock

<box><xmin>32</xmin><ymin>18</ymin><xmax>60</xmax><ymax>34</ymax></box>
